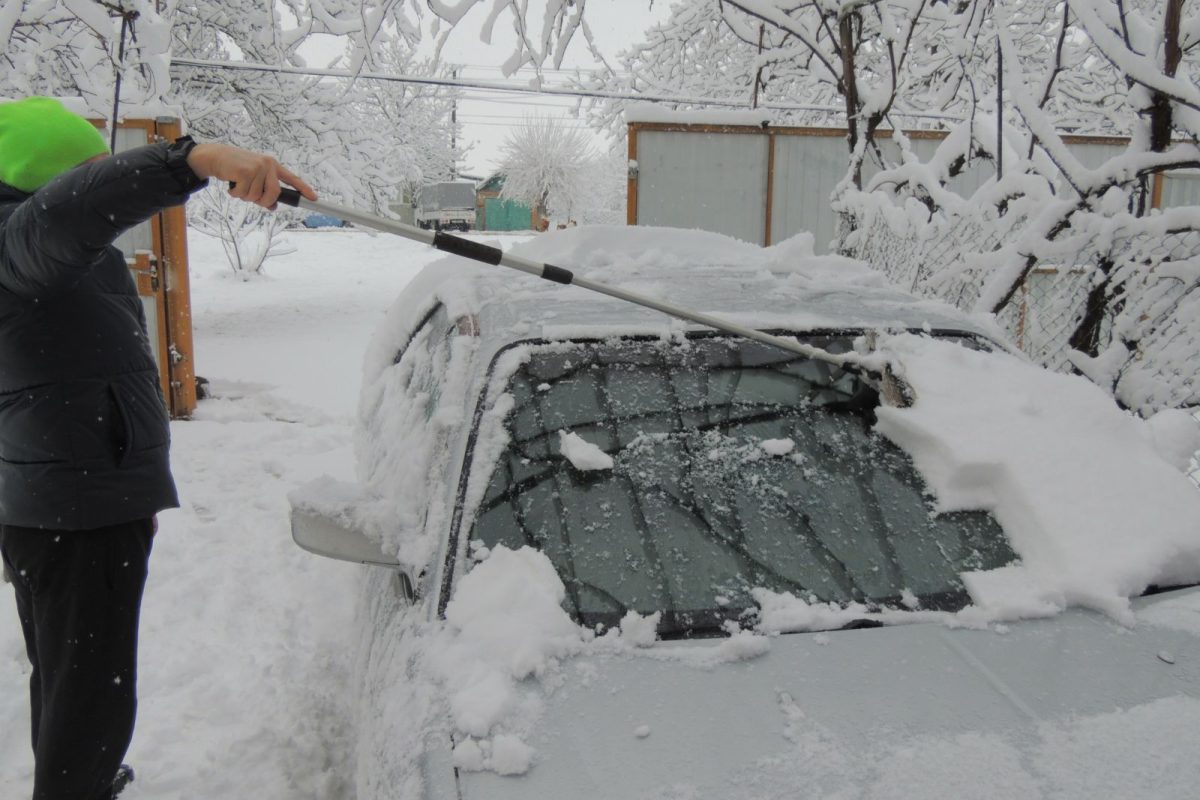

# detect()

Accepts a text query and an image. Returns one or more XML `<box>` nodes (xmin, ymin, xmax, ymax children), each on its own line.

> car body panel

<box><xmin>458</xmin><ymin>588</ymin><xmax>1200</xmax><ymax>799</ymax></box>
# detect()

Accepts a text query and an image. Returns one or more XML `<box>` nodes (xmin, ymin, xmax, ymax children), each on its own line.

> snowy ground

<box><xmin>0</xmin><ymin>226</ymin><xmax>526</xmax><ymax>800</ymax></box>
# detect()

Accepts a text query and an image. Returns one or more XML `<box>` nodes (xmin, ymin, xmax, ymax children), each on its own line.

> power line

<box><xmin>459</xmin><ymin>119</ymin><xmax>596</xmax><ymax>129</ymax></box>
<box><xmin>457</xmin><ymin>94</ymin><xmax>584</xmax><ymax>108</ymax></box>
<box><xmin>169</xmin><ymin>55</ymin><xmax>847</xmax><ymax>114</ymax></box>
<box><xmin>171</xmin><ymin>56</ymin><xmax>973</xmax><ymax>125</ymax></box>
<box><xmin>451</xmin><ymin>62</ymin><xmax>635</xmax><ymax>79</ymax></box>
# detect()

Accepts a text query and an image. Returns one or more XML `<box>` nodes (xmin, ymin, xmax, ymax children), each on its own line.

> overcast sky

<box><xmin>430</xmin><ymin>2</ymin><xmax>671</xmax><ymax>177</ymax></box>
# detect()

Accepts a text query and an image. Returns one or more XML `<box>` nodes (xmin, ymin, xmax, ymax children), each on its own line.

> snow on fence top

<box><xmin>624</xmin><ymin>102</ymin><xmax>773</xmax><ymax>127</ymax></box>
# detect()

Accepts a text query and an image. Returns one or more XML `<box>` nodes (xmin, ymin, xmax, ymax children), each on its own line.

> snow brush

<box><xmin>257</xmin><ymin>186</ymin><xmax>915</xmax><ymax>407</ymax></box>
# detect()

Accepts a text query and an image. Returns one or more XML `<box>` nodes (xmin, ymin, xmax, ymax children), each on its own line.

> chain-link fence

<box><xmin>839</xmin><ymin>207</ymin><xmax>1200</xmax><ymax>417</ymax></box>
<box><xmin>994</xmin><ymin>268</ymin><xmax>1098</xmax><ymax>374</ymax></box>
<box><xmin>1105</xmin><ymin>231</ymin><xmax>1200</xmax><ymax>414</ymax></box>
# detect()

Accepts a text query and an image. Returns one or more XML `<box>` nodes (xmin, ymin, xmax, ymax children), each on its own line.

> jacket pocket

<box><xmin>110</xmin><ymin>373</ymin><xmax>170</xmax><ymax>458</ymax></box>
<box><xmin>109</xmin><ymin>384</ymin><xmax>134</xmax><ymax>465</ymax></box>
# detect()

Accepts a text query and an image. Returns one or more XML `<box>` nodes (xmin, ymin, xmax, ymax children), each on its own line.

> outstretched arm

<box><xmin>0</xmin><ymin>140</ymin><xmax>314</xmax><ymax>297</ymax></box>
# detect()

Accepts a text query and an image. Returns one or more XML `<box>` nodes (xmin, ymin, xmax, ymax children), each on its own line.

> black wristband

<box><xmin>171</xmin><ymin>135</ymin><xmax>198</xmax><ymax>156</ymax></box>
<box><xmin>166</xmin><ymin>135</ymin><xmax>208</xmax><ymax>193</ymax></box>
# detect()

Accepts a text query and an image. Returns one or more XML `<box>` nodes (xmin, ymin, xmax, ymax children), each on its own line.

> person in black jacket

<box><xmin>0</xmin><ymin>96</ymin><xmax>316</xmax><ymax>800</ymax></box>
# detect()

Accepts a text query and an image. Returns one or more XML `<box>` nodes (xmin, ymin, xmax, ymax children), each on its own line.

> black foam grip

<box><xmin>433</xmin><ymin>231</ymin><xmax>503</xmax><ymax>265</ymax></box>
<box><xmin>541</xmin><ymin>264</ymin><xmax>574</xmax><ymax>284</ymax></box>
<box><xmin>226</xmin><ymin>182</ymin><xmax>302</xmax><ymax>207</ymax></box>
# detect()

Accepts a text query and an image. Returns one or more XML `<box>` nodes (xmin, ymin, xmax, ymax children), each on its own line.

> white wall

<box><xmin>770</xmin><ymin>134</ymin><xmax>846</xmax><ymax>252</ymax></box>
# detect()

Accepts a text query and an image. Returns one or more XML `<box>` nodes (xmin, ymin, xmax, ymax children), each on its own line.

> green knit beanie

<box><xmin>0</xmin><ymin>97</ymin><xmax>109</xmax><ymax>193</ymax></box>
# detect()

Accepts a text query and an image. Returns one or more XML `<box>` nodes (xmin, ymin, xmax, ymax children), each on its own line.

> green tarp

<box><xmin>482</xmin><ymin>197</ymin><xmax>534</xmax><ymax>231</ymax></box>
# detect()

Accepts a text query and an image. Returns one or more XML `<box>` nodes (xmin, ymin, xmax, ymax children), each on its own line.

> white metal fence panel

<box><xmin>636</xmin><ymin>130</ymin><xmax>769</xmax><ymax>245</ymax></box>
<box><xmin>1071</xmin><ymin>141</ymin><xmax>1129</xmax><ymax>169</ymax></box>
<box><xmin>770</xmin><ymin>134</ymin><xmax>845</xmax><ymax>252</ymax></box>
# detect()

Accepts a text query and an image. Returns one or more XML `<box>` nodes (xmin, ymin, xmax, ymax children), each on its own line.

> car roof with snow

<box><xmin>385</xmin><ymin>225</ymin><xmax>1008</xmax><ymax>352</ymax></box>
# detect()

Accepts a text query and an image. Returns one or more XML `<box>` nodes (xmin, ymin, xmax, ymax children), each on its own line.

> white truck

<box><xmin>415</xmin><ymin>182</ymin><xmax>476</xmax><ymax>231</ymax></box>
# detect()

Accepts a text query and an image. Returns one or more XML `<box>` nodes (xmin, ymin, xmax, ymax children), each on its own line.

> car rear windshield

<box><xmin>467</xmin><ymin>334</ymin><xmax>1016</xmax><ymax>637</ymax></box>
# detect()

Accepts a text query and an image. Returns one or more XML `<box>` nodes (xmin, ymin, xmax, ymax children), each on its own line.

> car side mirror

<box><xmin>290</xmin><ymin>505</ymin><xmax>419</xmax><ymax>602</ymax></box>
<box><xmin>290</xmin><ymin>506</ymin><xmax>400</xmax><ymax>568</ymax></box>
<box><xmin>289</xmin><ymin>476</ymin><xmax>403</xmax><ymax>569</ymax></box>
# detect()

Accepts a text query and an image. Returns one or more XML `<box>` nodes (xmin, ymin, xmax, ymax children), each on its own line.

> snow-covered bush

<box><xmin>189</xmin><ymin>184</ymin><xmax>296</xmax><ymax>279</ymax></box>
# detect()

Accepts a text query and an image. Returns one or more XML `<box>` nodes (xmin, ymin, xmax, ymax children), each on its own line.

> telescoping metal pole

<box><xmin>266</xmin><ymin>187</ymin><xmax>911</xmax><ymax>403</ymax></box>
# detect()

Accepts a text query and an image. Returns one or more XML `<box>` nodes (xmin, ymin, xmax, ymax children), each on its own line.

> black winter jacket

<box><xmin>0</xmin><ymin>140</ymin><xmax>207</xmax><ymax>530</ymax></box>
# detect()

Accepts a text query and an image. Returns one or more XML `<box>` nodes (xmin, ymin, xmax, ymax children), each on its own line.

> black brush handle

<box><xmin>226</xmin><ymin>182</ymin><xmax>302</xmax><ymax>207</ymax></box>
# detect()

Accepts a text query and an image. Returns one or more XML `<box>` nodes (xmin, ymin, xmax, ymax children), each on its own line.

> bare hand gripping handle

<box><xmin>227</xmin><ymin>182</ymin><xmax>302</xmax><ymax>207</ymax></box>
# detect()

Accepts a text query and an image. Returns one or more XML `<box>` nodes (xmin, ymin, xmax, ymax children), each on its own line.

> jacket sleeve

<box><xmin>0</xmin><ymin>139</ymin><xmax>208</xmax><ymax>298</ymax></box>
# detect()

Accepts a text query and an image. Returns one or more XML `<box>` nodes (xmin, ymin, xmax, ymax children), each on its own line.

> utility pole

<box><xmin>450</xmin><ymin>66</ymin><xmax>458</xmax><ymax>180</ymax></box>
<box><xmin>996</xmin><ymin>39</ymin><xmax>1003</xmax><ymax>180</ymax></box>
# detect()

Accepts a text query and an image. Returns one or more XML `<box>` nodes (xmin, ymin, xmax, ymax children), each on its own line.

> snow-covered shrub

<box><xmin>189</xmin><ymin>184</ymin><xmax>296</xmax><ymax>279</ymax></box>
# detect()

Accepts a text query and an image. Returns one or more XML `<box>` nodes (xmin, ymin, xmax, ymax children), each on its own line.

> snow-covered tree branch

<box><xmin>1</xmin><ymin>0</ymin><xmax>462</xmax><ymax>274</ymax></box>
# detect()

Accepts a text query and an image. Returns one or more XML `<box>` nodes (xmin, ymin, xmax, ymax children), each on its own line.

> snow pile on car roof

<box><xmin>506</xmin><ymin>223</ymin><xmax>764</xmax><ymax>271</ymax></box>
<box><xmin>364</xmin><ymin>225</ymin><xmax>989</xmax><ymax>342</ymax></box>
<box><xmin>874</xmin><ymin>333</ymin><xmax>1200</xmax><ymax>623</ymax></box>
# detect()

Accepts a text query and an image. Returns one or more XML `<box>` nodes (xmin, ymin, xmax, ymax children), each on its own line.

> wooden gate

<box><xmin>91</xmin><ymin>116</ymin><xmax>198</xmax><ymax>419</ymax></box>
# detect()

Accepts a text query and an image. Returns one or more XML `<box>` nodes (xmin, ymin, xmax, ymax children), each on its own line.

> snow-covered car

<box><xmin>290</xmin><ymin>226</ymin><xmax>1200</xmax><ymax>799</ymax></box>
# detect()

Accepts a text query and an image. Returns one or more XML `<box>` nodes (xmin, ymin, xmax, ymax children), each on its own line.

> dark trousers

<box><xmin>0</xmin><ymin>519</ymin><xmax>154</xmax><ymax>800</ymax></box>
